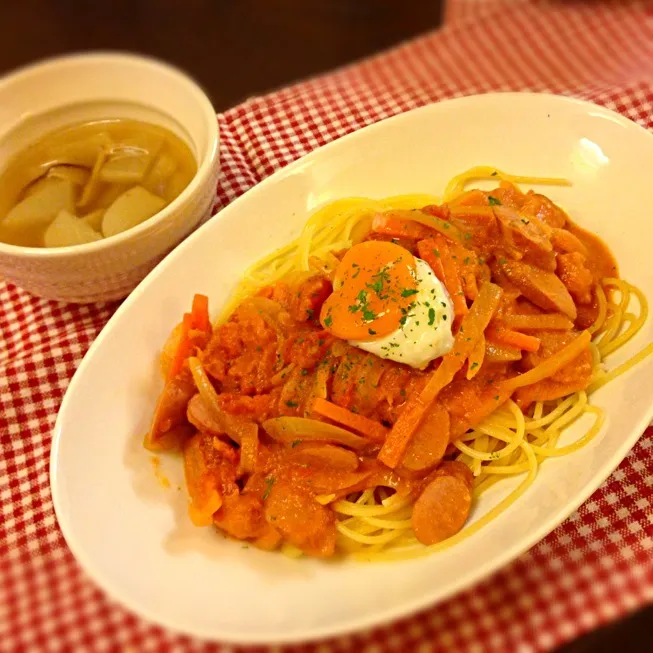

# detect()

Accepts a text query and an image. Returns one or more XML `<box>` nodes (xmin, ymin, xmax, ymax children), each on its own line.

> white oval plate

<box><xmin>51</xmin><ymin>93</ymin><xmax>653</xmax><ymax>645</ymax></box>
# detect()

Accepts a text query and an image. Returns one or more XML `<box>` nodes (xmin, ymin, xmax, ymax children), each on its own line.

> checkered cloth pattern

<box><xmin>2</xmin><ymin>1</ymin><xmax>653</xmax><ymax>651</ymax></box>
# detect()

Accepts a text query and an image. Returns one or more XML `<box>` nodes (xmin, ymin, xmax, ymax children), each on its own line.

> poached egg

<box><xmin>320</xmin><ymin>240</ymin><xmax>454</xmax><ymax>369</ymax></box>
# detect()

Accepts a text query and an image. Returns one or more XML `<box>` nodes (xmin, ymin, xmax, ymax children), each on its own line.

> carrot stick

<box><xmin>417</xmin><ymin>238</ymin><xmax>446</xmax><ymax>283</ymax></box>
<box><xmin>486</xmin><ymin>326</ymin><xmax>541</xmax><ymax>352</ymax></box>
<box><xmin>167</xmin><ymin>312</ymin><xmax>193</xmax><ymax>380</ymax></box>
<box><xmin>378</xmin><ymin>282</ymin><xmax>503</xmax><ymax>468</ymax></box>
<box><xmin>312</xmin><ymin>398</ymin><xmax>387</xmax><ymax>444</ymax></box>
<box><xmin>505</xmin><ymin>330</ymin><xmax>591</xmax><ymax>391</ymax></box>
<box><xmin>433</xmin><ymin>233</ymin><xmax>468</xmax><ymax>317</ymax></box>
<box><xmin>191</xmin><ymin>293</ymin><xmax>210</xmax><ymax>332</ymax></box>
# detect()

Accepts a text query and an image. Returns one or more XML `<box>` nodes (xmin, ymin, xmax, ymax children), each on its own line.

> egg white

<box><xmin>349</xmin><ymin>257</ymin><xmax>455</xmax><ymax>369</ymax></box>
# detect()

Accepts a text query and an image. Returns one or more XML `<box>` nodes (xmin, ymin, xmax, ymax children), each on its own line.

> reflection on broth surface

<box><xmin>0</xmin><ymin>118</ymin><xmax>197</xmax><ymax>247</ymax></box>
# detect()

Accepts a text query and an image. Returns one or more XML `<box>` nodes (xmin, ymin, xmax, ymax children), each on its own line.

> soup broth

<box><xmin>0</xmin><ymin>118</ymin><xmax>197</xmax><ymax>247</ymax></box>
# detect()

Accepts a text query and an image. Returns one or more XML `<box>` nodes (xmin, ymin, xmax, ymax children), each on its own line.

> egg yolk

<box><xmin>320</xmin><ymin>240</ymin><xmax>418</xmax><ymax>340</ymax></box>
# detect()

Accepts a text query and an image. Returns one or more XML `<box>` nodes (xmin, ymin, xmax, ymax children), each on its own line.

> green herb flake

<box><xmin>286</xmin><ymin>400</ymin><xmax>298</xmax><ymax>408</ymax></box>
<box><xmin>262</xmin><ymin>476</ymin><xmax>276</xmax><ymax>500</ymax></box>
<box><xmin>488</xmin><ymin>196</ymin><xmax>502</xmax><ymax>206</ymax></box>
<box><xmin>368</xmin><ymin>328</ymin><xmax>377</xmax><ymax>335</ymax></box>
<box><xmin>401</xmin><ymin>288</ymin><xmax>419</xmax><ymax>297</ymax></box>
<box><xmin>324</xmin><ymin>315</ymin><xmax>333</xmax><ymax>327</ymax></box>
<box><xmin>428</xmin><ymin>307</ymin><xmax>436</xmax><ymax>326</ymax></box>
<box><xmin>301</xmin><ymin>369</ymin><xmax>308</xmax><ymax>376</ymax></box>
<box><xmin>291</xmin><ymin>439</ymin><xmax>301</xmax><ymax>448</ymax></box>
<box><xmin>470</xmin><ymin>362</ymin><xmax>479</xmax><ymax>370</ymax></box>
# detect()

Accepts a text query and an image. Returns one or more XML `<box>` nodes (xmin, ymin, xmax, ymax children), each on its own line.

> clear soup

<box><xmin>0</xmin><ymin>118</ymin><xmax>197</xmax><ymax>248</ymax></box>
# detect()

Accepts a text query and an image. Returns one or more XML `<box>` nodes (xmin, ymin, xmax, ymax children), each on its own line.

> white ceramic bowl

<box><xmin>51</xmin><ymin>93</ymin><xmax>653</xmax><ymax>644</ymax></box>
<box><xmin>0</xmin><ymin>53</ymin><xmax>219</xmax><ymax>303</ymax></box>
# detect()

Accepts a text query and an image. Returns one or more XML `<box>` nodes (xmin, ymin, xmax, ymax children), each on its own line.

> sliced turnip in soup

<box><xmin>82</xmin><ymin>208</ymin><xmax>105</xmax><ymax>231</ymax></box>
<box><xmin>162</xmin><ymin>170</ymin><xmax>191</xmax><ymax>203</ymax></box>
<box><xmin>46</xmin><ymin>164</ymin><xmax>90</xmax><ymax>187</ymax></box>
<box><xmin>98</xmin><ymin>131</ymin><xmax>164</xmax><ymax>185</ymax></box>
<box><xmin>44</xmin><ymin>131</ymin><xmax>113</xmax><ymax>169</ymax></box>
<box><xmin>3</xmin><ymin>177</ymin><xmax>75</xmax><ymax>230</ymax></box>
<box><xmin>99</xmin><ymin>147</ymin><xmax>153</xmax><ymax>184</ymax></box>
<box><xmin>43</xmin><ymin>209</ymin><xmax>102</xmax><ymax>247</ymax></box>
<box><xmin>101</xmin><ymin>185</ymin><xmax>166</xmax><ymax>237</ymax></box>
<box><xmin>94</xmin><ymin>182</ymin><xmax>131</xmax><ymax>209</ymax></box>
<box><xmin>143</xmin><ymin>152</ymin><xmax>177</xmax><ymax>196</ymax></box>
<box><xmin>77</xmin><ymin>147</ymin><xmax>108</xmax><ymax>209</ymax></box>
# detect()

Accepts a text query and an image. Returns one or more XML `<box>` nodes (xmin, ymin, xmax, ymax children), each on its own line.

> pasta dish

<box><xmin>143</xmin><ymin>166</ymin><xmax>650</xmax><ymax>560</ymax></box>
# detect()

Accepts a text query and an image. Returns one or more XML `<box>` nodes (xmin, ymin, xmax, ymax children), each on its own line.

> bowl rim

<box><xmin>0</xmin><ymin>51</ymin><xmax>219</xmax><ymax>258</ymax></box>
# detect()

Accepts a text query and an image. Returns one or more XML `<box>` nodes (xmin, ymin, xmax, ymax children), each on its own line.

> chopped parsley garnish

<box><xmin>432</xmin><ymin>248</ymin><xmax>440</xmax><ymax>258</ymax></box>
<box><xmin>368</xmin><ymin>279</ymin><xmax>383</xmax><ymax>294</ymax></box>
<box><xmin>470</xmin><ymin>362</ymin><xmax>479</xmax><ymax>370</ymax></box>
<box><xmin>291</xmin><ymin>440</ymin><xmax>301</xmax><ymax>448</ymax></box>
<box><xmin>368</xmin><ymin>328</ymin><xmax>377</xmax><ymax>335</ymax></box>
<box><xmin>301</xmin><ymin>369</ymin><xmax>308</xmax><ymax>376</ymax></box>
<box><xmin>428</xmin><ymin>307</ymin><xmax>436</xmax><ymax>326</ymax></box>
<box><xmin>324</xmin><ymin>314</ymin><xmax>333</xmax><ymax>327</ymax></box>
<box><xmin>286</xmin><ymin>400</ymin><xmax>298</xmax><ymax>408</ymax></box>
<box><xmin>463</xmin><ymin>257</ymin><xmax>471</xmax><ymax>265</ymax></box>
<box><xmin>262</xmin><ymin>477</ymin><xmax>275</xmax><ymax>500</ymax></box>
<box><xmin>442</xmin><ymin>314</ymin><xmax>448</xmax><ymax>321</ymax></box>
<box><xmin>488</xmin><ymin>196</ymin><xmax>502</xmax><ymax>206</ymax></box>
<box><xmin>498</xmin><ymin>258</ymin><xmax>507</xmax><ymax>265</ymax></box>
<box><xmin>521</xmin><ymin>218</ymin><xmax>530</xmax><ymax>225</ymax></box>
<box><xmin>401</xmin><ymin>288</ymin><xmax>419</xmax><ymax>297</ymax></box>
<box><xmin>362</xmin><ymin>309</ymin><xmax>376</xmax><ymax>322</ymax></box>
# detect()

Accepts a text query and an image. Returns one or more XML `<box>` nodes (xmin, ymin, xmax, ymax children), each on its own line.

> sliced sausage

<box><xmin>493</xmin><ymin>206</ymin><xmax>553</xmax><ymax>261</ymax></box>
<box><xmin>411</xmin><ymin>461</ymin><xmax>473</xmax><ymax>545</ymax></box>
<box><xmin>144</xmin><ymin>372</ymin><xmax>196</xmax><ymax>451</ymax></box>
<box><xmin>500</xmin><ymin>259</ymin><xmax>577</xmax><ymax>320</ymax></box>
<box><xmin>263</xmin><ymin>479</ymin><xmax>337</xmax><ymax>557</ymax></box>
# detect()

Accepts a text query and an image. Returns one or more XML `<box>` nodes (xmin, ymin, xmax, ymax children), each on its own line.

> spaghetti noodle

<box><xmin>145</xmin><ymin>166</ymin><xmax>651</xmax><ymax>561</ymax></box>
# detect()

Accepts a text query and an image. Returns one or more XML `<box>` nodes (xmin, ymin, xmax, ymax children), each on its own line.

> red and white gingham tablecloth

<box><xmin>2</xmin><ymin>1</ymin><xmax>653</xmax><ymax>651</ymax></box>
